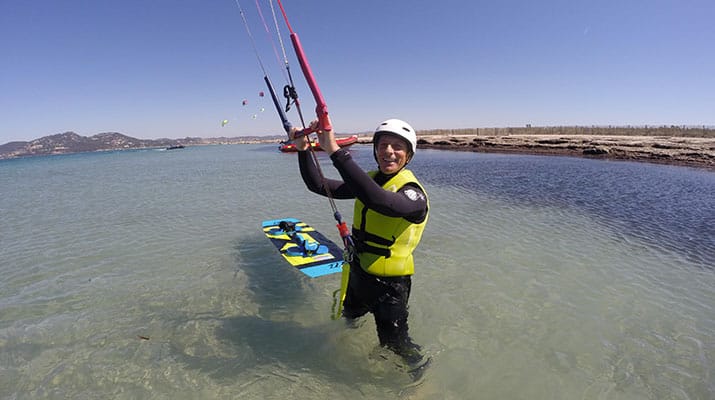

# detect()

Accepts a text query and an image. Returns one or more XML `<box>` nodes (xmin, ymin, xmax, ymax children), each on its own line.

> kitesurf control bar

<box><xmin>288</xmin><ymin>33</ymin><xmax>331</xmax><ymax>132</ymax></box>
<box><xmin>275</xmin><ymin>0</ymin><xmax>332</xmax><ymax>133</ymax></box>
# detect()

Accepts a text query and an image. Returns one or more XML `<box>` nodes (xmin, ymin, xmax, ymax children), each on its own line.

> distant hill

<box><xmin>0</xmin><ymin>132</ymin><xmax>283</xmax><ymax>160</ymax></box>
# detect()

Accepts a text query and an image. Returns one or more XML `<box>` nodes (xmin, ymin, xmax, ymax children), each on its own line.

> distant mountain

<box><xmin>0</xmin><ymin>132</ymin><xmax>283</xmax><ymax>160</ymax></box>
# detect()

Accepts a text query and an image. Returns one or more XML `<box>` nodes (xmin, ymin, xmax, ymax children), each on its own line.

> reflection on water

<box><xmin>1</xmin><ymin>145</ymin><xmax>713</xmax><ymax>399</ymax></box>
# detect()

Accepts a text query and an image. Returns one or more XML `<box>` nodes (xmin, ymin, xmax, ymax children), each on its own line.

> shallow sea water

<box><xmin>1</xmin><ymin>144</ymin><xmax>713</xmax><ymax>399</ymax></box>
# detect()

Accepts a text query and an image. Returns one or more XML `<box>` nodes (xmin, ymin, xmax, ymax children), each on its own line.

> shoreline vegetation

<box><xmin>2</xmin><ymin>126</ymin><xmax>713</xmax><ymax>170</ymax></box>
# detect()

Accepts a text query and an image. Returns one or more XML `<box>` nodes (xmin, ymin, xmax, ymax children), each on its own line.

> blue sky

<box><xmin>1</xmin><ymin>0</ymin><xmax>714</xmax><ymax>143</ymax></box>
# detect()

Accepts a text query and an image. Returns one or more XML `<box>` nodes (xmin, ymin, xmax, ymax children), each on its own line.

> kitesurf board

<box><xmin>261</xmin><ymin>218</ymin><xmax>344</xmax><ymax>278</ymax></box>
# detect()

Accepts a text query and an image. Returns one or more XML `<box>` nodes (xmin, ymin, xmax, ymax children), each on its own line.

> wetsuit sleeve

<box><xmin>330</xmin><ymin>149</ymin><xmax>427</xmax><ymax>222</ymax></box>
<box><xmin>297</xmin><ymin>150</ymin><xmax>355</xmax><ymax>199</ymax></box>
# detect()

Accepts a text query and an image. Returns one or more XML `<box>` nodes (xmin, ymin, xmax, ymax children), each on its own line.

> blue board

<box><xmin>261</xmin><ymin>218</ymin><xmax>344</xmax><ymax>278</ymax></box>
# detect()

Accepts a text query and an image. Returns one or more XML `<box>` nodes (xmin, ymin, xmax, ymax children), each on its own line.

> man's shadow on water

<box><xmin>168</xmin><ymin>234</ymin><xmax>405</xmax><ymax>388</ymax></box>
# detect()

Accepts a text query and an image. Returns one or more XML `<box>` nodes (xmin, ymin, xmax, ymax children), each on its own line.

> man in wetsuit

<box><xmin>290</xmin><ymin>118</ymin><xmax>429</xmax><ymax>372</ymax></box>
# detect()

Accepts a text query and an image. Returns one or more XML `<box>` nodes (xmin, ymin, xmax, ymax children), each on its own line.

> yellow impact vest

<box><xmin>352</xmin><ymin>169</ymin><xmax>429</xmax><ymax>277</ymax></box>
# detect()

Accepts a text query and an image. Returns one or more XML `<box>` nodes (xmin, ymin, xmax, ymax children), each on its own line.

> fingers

<box><xmin>300</xmin><ymin>118</ymin><xmax>334</xmax><ymax>135</ymax></box>
<box><xmin>321</xmin><ymin>115</ymin><xmax>333</xmax><ymax>133</ymax></box>
<box><xmin>290</xmin><ymin>118</ymin><xmax>337</xmax><ymax>153</ymax></box>
<box><xmin>288</xmin><ymin>126</ymin><xmax>300</xmax><ymax>140</ymax></box>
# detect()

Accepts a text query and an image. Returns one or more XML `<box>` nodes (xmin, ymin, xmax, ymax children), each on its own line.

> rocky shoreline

<box><xmin>4</xmin><ymin>130</ymin><xmax>714</xmax><ymax>170</ymax></box>
<box><xmin>408</xmin><ymin>134</ymin><xmax>715</xmax><ymax>171</ymax></box>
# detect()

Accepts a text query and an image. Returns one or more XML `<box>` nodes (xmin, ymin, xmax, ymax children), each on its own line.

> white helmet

<box><xmin>373</xmin><ymin>119</ymin><xmax>417</xmax><ymax>155</ymax></box>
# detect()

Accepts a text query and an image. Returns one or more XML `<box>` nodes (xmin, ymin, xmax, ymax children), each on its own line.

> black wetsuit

<box><xmin>298</xmin><ymin>148</ymin><xmax>428</xmax><ymax>366</ymax></box>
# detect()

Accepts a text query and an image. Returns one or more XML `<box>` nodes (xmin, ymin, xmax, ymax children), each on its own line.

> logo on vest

<box><xmin>404</xmin><ymin>188</ymin><xmax>423</xmax><ymax>201</ymax></box>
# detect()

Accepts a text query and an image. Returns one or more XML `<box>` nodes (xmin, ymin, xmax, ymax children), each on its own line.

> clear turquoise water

<box><xmin>1</xmin><ymin>145</ymin><xmax>713</xmax><ymax>399</ymax></box>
